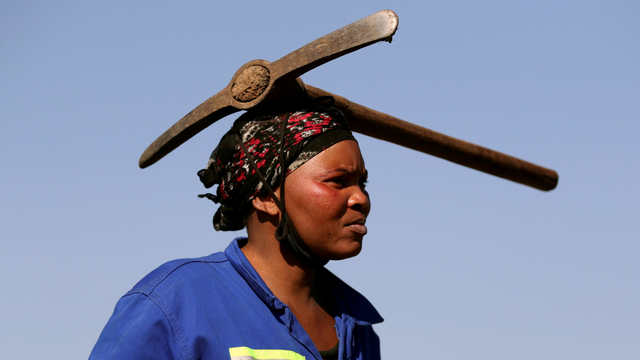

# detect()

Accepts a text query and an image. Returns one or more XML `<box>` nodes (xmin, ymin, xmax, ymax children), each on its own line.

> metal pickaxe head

<box><xmin>138</xmin><ymin>10</ymin><xmax>398</xmax><ymax>169</ymax></box>
<box><xmin>139</xmin><ymin>9</ymin><xmax>558</xmax><ymax>191</ymax></box>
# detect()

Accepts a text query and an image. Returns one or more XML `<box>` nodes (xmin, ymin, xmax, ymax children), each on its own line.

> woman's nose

<box><xmin>348</xmin><ymin>185</ymin><xmax>371</xmax><ymax>213</ymax></box>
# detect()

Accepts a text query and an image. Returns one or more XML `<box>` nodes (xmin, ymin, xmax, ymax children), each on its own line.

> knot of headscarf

<box><xmin>198</xmin><ymin>103</ymin><xmax>355</xmax><ymax>232</ymax></box>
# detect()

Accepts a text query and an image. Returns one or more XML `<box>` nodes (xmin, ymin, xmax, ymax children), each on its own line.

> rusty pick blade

<box><xmin>139</xmin><ymin>10</ymin><xmax>399</xmax><ymax>168</ymax></box>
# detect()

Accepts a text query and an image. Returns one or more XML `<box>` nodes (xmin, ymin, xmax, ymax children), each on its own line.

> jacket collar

<box><xmin>225</xmin><ymin>237</ymin><xmax>383</xmax><ymax>325</ymax></box>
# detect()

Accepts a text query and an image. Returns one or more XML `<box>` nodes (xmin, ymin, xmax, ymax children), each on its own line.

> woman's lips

<box><xmin>348</xmin><ymin>223</ymin><xmax>368</xmax><ymax>235</ymax></box>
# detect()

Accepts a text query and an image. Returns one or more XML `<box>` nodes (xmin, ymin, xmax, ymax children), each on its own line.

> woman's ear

<box><xmin>251</xmin><ymin>192</ymin><xmax>281</xmax><ymax>216</ymax></box>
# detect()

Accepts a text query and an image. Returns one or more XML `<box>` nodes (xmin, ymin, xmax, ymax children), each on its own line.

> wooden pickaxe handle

<box><xmin>305</xmin><ymin>85</ymin><xmax>559</xmax><ymax>191</ymax></box>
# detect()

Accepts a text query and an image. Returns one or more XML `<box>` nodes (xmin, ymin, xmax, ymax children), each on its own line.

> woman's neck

<box><xmin>243</xmin><ymin>219</ymin><xmax>338</xmax><ymax>352</ymax></box>
<box><xmin>243</xmin><ymin>226</ymin><xmax>317</xmax><ymax>304</ymax></box>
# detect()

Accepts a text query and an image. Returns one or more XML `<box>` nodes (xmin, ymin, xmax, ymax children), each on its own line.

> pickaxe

<box><xmin>139</xmin><ymin>10</ymin><xmax>558</xmax><ymax>191</ymax></box>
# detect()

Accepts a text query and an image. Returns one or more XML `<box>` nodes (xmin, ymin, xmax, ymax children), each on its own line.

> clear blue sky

<box><xmin>1</xmin><ymin>1</ymin><xmax>639</xmax><ymax>359</ymax></box>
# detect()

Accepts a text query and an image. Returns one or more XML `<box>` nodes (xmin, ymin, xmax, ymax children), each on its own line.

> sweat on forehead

<box><xmin>197</xmin><ymin>104</ymin><xmax>356</xmax><ymax>231</ymax></box>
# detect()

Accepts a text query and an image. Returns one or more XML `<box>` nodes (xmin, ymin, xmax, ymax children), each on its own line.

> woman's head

<box><xmin>198</xmin><ymin>98</ymin><xmax>371</xmax><ymax>267</ymax></box>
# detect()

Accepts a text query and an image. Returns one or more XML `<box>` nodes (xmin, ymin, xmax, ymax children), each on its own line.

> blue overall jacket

<box><xmin>90</xmin><ymin>238</ymin><xmax>383</xmax><ymax>360</ymax></box>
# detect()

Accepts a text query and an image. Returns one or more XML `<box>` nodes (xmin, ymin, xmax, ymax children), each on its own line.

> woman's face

<box><xmin>284</xmin><ymin>140</ymin><xmax>371</xmax><ymax>260</ymax></box>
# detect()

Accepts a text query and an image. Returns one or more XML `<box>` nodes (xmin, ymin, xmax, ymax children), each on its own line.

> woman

<box><xmin>90</xmin><ymin>98</ymin><xmax>382</xmax><ymax>360</ymax></box>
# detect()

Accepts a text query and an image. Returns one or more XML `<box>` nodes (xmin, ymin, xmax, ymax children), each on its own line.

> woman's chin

<box><xmin>322</xmin><ymin>242</ymin><xmax>363</xmax><ymax>261</ymax></box>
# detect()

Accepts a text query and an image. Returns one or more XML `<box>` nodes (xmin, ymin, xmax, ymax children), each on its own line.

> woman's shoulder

<box><xmin>126</xmin><ymin>251</ymin><xmax>231</xmax><ymax>297</ymax></box>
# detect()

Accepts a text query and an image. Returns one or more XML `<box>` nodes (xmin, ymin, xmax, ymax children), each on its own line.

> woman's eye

<box><xmin>360</xmin><ymin>179</ymin><xmax>368</xmax><ymax>189</ymax></box>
